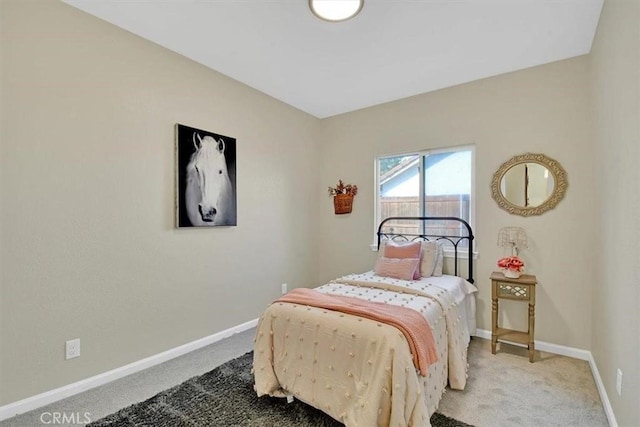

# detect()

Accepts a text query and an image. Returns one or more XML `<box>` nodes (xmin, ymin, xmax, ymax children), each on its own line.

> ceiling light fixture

<box><xmin>309</xmin><ymin>0</ymin><xmax>363</xmax><ymax>22</ymax></box>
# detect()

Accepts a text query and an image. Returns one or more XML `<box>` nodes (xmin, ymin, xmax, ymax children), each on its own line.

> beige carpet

<box><xmin>437</xmin><ymin>338</ymin><xmax>608</xmax><ymax>427</ymax></box>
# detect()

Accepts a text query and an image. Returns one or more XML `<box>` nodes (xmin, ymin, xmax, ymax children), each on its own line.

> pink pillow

<box><xmin>383</xmin><ymin>241</ymin><xmax>422</xmax><ymax>279</ymax></box>
<box><xmin>374</xmin><ymin>257</ymin><xmax>420</xmax><ymax>281</ymax></box>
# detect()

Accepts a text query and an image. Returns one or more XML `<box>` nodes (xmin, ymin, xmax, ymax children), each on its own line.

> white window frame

<box><xmin>372</xmin><ymin>144</ymin><xmax>476</xmax><ymax>258</ymax></box>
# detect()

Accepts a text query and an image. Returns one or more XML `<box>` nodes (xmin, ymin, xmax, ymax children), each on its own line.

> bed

<box><xmin>253</xmin><ymin>217</ymin><xmax>476</xmax><ymax>427</ymax></box>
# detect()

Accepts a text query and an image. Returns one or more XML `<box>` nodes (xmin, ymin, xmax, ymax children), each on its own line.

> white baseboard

<box><xmin>474</xmin><ymin>329</ymin><xmax>617</xmax><ymax>426</ymax></box>
<box><xmin>587</xmin><ymin>353</ymin><xmax>619</xmax><ymax>427</ymax></box>
<box><xmin>0</xmin><ymin>318</ymin><xmax>258</xmax><ymax>421</ymax></box>
<box><xmin>474</xmin><ymin>328</ymin><xmax>590</xmax><ymax>360</ymax></box>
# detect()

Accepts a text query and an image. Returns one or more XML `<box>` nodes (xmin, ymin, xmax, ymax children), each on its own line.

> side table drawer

<box><xmin>496</xmin><ymin>282</ymin><xmax>531</xmax><ymax>300</ymax></box>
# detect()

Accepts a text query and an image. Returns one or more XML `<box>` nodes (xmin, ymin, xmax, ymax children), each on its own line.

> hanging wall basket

<box><xmin>328</xmin><ymin>179</ymin><xmax>358</xmax><ymax>215</ymax></box>
<box><xmin>329</xmin><ymin>179</ymin><xmax>358</xmax><ymax>215</ymax></box>
<box><xmin>333</xmin><ymin>194</ymin><xmax>354</xmax><ymax>215</ymax></box>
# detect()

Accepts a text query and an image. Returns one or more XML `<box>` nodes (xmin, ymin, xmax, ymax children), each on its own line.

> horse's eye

<box><xmin>219</xmin><ymin>170</ymin><xmax>222</xmax><ymax>174</ymax></box>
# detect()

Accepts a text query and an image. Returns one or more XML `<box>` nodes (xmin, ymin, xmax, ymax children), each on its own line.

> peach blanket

<box><xmin>276</xmin><ymin>288</ymin><xmax>438</xmax><ymax>376</ymax></box>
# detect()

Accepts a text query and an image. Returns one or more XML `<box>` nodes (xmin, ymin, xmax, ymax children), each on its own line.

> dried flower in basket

<box><xmin>328</xmin><ymin>179</ymin><xmax>358</xmax><ymax>197</ymax></box>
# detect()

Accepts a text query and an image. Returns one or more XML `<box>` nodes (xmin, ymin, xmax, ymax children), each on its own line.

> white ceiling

<box><xmin>62</xmin><ymin>0</ymin><xmax>603</xmax><ymax>119</ymax></box>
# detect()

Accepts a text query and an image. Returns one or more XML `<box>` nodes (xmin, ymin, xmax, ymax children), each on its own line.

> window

<box><xmin>375</xmin><ymin>145</ymin><xmax>475</xmax><ymax>246</ymax></box>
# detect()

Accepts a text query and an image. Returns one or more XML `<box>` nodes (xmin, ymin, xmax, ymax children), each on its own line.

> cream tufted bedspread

<box><xmin>253</xmin><ymin>273</ymin><xmax>475</xmax><ymax>427</ymax></box>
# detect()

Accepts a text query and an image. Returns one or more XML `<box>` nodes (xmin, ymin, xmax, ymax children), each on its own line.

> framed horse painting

<box><xmin>175</xmin><ymin>124</ymin><xmax>237</xmax><ymax>227</ymax></box>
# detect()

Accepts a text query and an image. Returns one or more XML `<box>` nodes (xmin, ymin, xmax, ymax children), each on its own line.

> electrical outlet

<box><xmin>66</xmin><ymin>339</ymin><xmax>81</xmax><ymax>360</ymax></box>
<box><xmin>281</xmin><ymin>283</ymin><xmax>288</xmax><ymax>294</ymax></box>
<box><xmin>616</xmin><ymin>369</ymin><xmax>622</xmax><ymax>396</ymax></box>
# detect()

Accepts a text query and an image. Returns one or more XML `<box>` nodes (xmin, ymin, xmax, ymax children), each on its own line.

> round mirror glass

<box><xmin>500</xmin><ymin>162</ymin><xmax>555</xmax><ymax>208</ymax></box>
<box><xmin>491</xmin><ymin>153</ymin><xmax>568</xmax><ymax>216</ymax></box>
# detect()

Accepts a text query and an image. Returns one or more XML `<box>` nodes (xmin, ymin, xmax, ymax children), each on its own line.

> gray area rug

<box><xmin>90</xmin><ymin>351</ymin><xmax>472</xmax><ymax>427</ymax></box>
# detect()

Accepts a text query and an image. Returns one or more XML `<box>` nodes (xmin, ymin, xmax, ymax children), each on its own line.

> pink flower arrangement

<box><xmin>497</xmin><ymin>256</ymin><xmax>524</xmax><ymax>272</ymax></box>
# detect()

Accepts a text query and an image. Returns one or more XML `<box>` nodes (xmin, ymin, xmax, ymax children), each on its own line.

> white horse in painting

<box><xmin>185</xmin><ymin>132</ymin><xmax>234</xmax><ymax>226</ymax></box>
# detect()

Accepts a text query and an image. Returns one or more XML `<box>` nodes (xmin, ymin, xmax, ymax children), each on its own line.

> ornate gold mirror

<box><xmin>491</xmin><ymin>153</ymin><xmax>568</xmax><ymax>216</ymax></box>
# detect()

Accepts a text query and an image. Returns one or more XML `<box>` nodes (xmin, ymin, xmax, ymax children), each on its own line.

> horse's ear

<box><xmin>217</xmin><ymin>138</ymin><xmax>225</xmax><ymax>153</ymax></box>
<box><xmin>192</xmin><ymin>132</ymin><xmax>203</xmax><ymax>150</ymax></box>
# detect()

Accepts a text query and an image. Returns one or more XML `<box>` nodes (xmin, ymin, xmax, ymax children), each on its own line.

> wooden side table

<box><xmin>491</xmin><ymin>271</ymin><xmax>537</xmax><ymax>362</ymax></box>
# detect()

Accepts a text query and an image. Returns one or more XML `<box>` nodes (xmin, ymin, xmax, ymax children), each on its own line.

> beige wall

<box><xmin>590</xmin><ymin>0</ymin><xmax>640</xmax><ymax>424</ymax></box>
<box><xmin>0</xmin><ymin>0</ymin><xmax>320</xmax><ymax>405</ymax></box>
<box><xmin>317</xmin><ymin>57</ymin><xmax>596</xmax><ymax>350</ymax></box>
<box><xmin>2</xmin><ymin>1</ymin><xmax>637</xmax><ymax>424</ymax></box>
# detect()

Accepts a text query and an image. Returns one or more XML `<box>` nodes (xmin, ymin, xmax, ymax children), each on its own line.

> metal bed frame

<box><xmin>376</xmin><ymin>216</ymin><xmax>475</xmax><ymax>283</ymax></box>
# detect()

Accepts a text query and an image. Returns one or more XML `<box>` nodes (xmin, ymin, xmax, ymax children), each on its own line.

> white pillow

<box><xmin>432</xmin><ymin>241</ymin><xmax>445</xmax><ymax>277</ymax></box>
<box><xmin>419</xmin><ymin>241</ymin><xmax>438</xmax><ymax>278</ymax></box>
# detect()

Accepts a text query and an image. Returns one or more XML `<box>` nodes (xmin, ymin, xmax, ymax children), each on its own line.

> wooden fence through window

<box><xmin>380</xmin><ymin>195</ymin><xmax>470</xmax><ymax>241</ymax></box>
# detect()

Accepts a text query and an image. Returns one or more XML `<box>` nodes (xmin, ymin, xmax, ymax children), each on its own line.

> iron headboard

<box><xmin>376</xmin><ymin>216</ymin><xmax>475</xmax><ymax>284</ymax></box>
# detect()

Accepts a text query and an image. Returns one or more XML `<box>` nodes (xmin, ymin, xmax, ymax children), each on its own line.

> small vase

<box><xmin>504</xmin><ymin>269</ymin><xmax>521</xmax><ymax>279</ymax></box>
